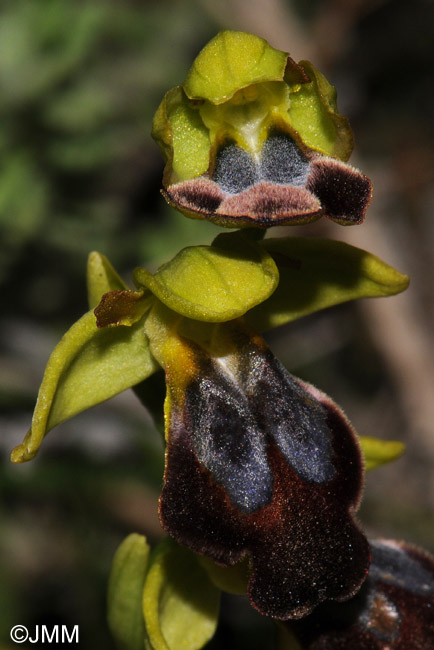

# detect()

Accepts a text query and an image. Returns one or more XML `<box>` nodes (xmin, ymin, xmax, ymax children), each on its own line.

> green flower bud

<box><xmin>108</xmin><ymin>534</ymin><xmax>150</xmax><ymax>650</ymax></box>
<box><xmin>153</xmin><ymin>30</ymin><xmax>372</xmax><ymax>229</ymax></box>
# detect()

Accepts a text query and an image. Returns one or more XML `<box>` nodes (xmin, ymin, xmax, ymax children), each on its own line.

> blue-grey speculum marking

<box><xmin>213</xmin><ymin>133</ymin><xmax>310</xmax><ymax>194</ymax></box>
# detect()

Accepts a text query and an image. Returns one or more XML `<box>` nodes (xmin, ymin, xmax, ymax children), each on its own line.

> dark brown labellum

<box><xmin>159</xmin><ymin>322</ymin><xmax>370</xmax><ymax>619</ymax></box>
<box><xmin>163</xmin><ymin>133</ymin><xmax>372</xmax><ymax>228</ymax></box>
<box><xmin>289</xmin><ymin>539</ymin><xmax>434</xmax><ymax>648</ymax></box>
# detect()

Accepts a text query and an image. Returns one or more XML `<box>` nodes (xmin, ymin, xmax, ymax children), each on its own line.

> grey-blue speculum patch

<box><xmin>162</xmin><ymin>132</ymin><xmax>372</xmax><ymax>228</ymax></box>
<box><xmin>159</xmin><ymin>326</ymin><xmax>371</xmax><ymax>620</ymax></box>
<box><xmin>213</xmin><ymin>134</ymin><xmax>311</xmax><ymax>194</ymax></box>
<box><xmin>186</xmin><ymin>353</ymin><xmax>335</xmax><ymax>516</ymax></box>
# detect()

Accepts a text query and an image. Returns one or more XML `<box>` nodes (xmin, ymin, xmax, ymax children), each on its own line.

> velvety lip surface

<box><xmin>164</xmin><ymin>134</ymin><xmax>372</xmax><ymax>228</ymax></box>
<box><xmin>159</xmin><ymin>325</ymin><xmax>370</xmax><ymax>620</ymax></box>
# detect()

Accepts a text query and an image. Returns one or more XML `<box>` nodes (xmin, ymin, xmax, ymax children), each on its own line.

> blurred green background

<box><xmin>1</xmin><ymin>0</ymin><xmax>433</xmax><ymax>648</ymax></box>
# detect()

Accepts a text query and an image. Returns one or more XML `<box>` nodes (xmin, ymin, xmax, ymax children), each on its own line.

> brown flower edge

<box><xmin>289</xmin><ymin>539</ymin><xmax>434</xmax><ymax>648</ymax></box>
<box><xmin>163</xmin><ymin>131</ymin><xmax>372</xmax><ymax>228</ymax></box>
<box><xmin>159</xmin><ymin>321</ymin><xmax>370</xmax><ymax>619</ymax></box>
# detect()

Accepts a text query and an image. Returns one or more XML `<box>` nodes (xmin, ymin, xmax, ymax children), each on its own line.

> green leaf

<box><xmin>87</xmin><ymin>251</ymin><xmax>129</xmax><ymax>309</ymax></box>
<box><xmin>287</xmin><ymin>61</ymin><xmax>353</xmax><ymax>160</ymax></box>
<box><xmin>360</xmin><ymin>436</ymin><xmax>405</xmax><ymax>471</ymax></box>
<box><xmin>143</xmin><ymin>539</ymin><xmax>220</xmax><ymax>650</ymax></box>
<box><xmin>108</xmin><ymin>534</ymin><xmax>150</xmax><ymax>650</ymax></box>
<box><xmin>11</xmin><ymin>308</ymin><xmax>158</xmax><ymax>463</ymax></box>
<box><xmin>247</xmin><ymin>237</ymin><xmax>409</xmax><ymax>331</ymax></box>
<box><xmin>133</xmin><ymin>234</ymin><xmax>279</xmax><ymax>323</ymax></box>
<box><xmin>183</xmin><ymin>30</ymin><xmax>288</xmax><ymax>104</ymax></box>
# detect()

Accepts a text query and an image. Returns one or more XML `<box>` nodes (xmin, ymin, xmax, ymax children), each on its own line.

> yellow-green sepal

<box><xmin>153</xmin><ymin>30</ymin><xmax>356</xmax><ymax>197</ymax></box>
<box><xmin>183</xmin><ymin>30</ymin><xmax>288</xmax><ymax>104</ymax></box>
<box><xmin>143</xmin><ymin>539</ymin><xmax>220</xmax><ymax>650</ymax></box>
<box><xmin>360</xmin><ymin>436</ymin><xmax>405</xmax><ymax>471</ymax></box>
<box><xmin>11</xmin><ymin>308</ymin><xmax>158</xmax><ymax>463</ymax></box>
<box><xmin>198</xmin><ymin>556</ymin><xmax>250</xmax><ymax>596</ymax></box>
<box><xmin>133</xmin><ymin>233</ymin><xmax>279</xmax><ymax>323</ymax></box>
<box><xmin>152</xmin><ymin>86</ymin><xmax>211</xmax><ymax>185</ymax></box>
<box><xmin>247</xmin><ymin>237</ymin><xmax>409</xmax><ymax>332</ymax></box>
<box><xmin>287</xmin><ymin>61</ymin><xmax>354</xmax><ymax>160</ymax></box>
<box><xmin>108</xmin><ymin>534</ymin><xmax>151</xmax><ymax>650</ymax></box>
<box><xmin>11</xmin><ymin>251</ymin><xmax>159</xmax><ymax>463</ymax></box>
<box><xmin>87</xmin><ymin>251</ymin><xmax>129</xmax><ymax>309</ymax></box>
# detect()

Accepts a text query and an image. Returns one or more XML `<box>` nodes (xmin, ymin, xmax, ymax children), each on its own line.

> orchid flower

<box><xmin>153</xmin><ymin>30</ymin><xmax>372</xmax><ymax>228</ymax></box>
<box><xmin>288</xmin><ymin>539</ymin><xmax>434</xmax><ymax>649</ymax></box>
<box><xmin>10</xmin><ymin>28</ymin><xmax>425</xmax><ymax>650</ymax></box>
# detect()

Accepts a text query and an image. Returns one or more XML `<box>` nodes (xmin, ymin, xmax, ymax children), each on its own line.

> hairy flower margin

<box><xmin>11</xmin><ymin>28</ymin><xmax>434</xmax><ymax>650</ymax></box>
<box><xmin>286</xmin><ymin>539</ymin><xmax>434</xmax><ymax>649</ymax></box>
<box><xmin>153</xmin><ymin>30</ymin><xmax>372</xmax><ymax>228</ymax></box>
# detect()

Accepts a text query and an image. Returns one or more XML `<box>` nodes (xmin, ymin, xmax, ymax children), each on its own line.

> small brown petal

<box><xmin>94</xmin><ymin>289</ymin><xmax>147</xmax><ymax>327</ymax></box>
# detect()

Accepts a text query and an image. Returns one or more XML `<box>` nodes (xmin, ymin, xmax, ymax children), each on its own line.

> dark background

<box><xmin>1</xmin><ymin>0</ymin><xmax>433</xmax><ymax>648</ymax></box>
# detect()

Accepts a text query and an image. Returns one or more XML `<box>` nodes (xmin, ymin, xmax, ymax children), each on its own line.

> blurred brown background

<box><xmin>1</xmin><ymin>0</ymin><xmax>433</xmax><ymax>648</ymax></box>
